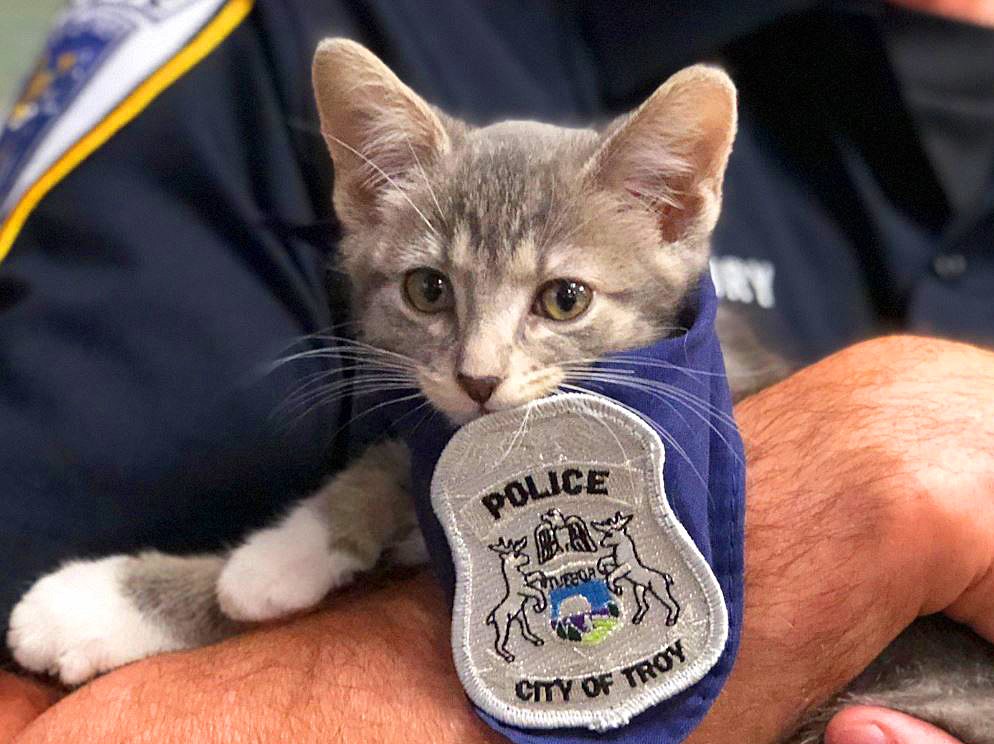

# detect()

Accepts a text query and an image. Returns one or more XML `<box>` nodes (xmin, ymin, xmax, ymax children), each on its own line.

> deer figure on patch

<box><xmin>591</xmin><ymin>512</ymin><xmax>680</xmax><ymax>626</ymax></box>
<box><xmin>486</xmin><ymin>537</ymin><xmax>547</xmax><ymax>662</ymax></box>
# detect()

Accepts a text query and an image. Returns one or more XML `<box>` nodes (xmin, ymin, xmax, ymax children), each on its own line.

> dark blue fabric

<box><xmin>402</xmin><ymin>274</ymin><xmax>745</xmax><ymax>743</ymax></box>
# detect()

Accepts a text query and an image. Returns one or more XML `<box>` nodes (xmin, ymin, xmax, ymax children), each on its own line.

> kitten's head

<box><xmin>313</xmin><ymin>39</ymin><xmax>736</xmax><ymax>423</ymax></box>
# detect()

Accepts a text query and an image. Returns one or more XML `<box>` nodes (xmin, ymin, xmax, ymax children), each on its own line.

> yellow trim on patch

<box><xmin>0</xmin><ymin>0</ymin><xmax>255</xmax><ymax>264</ymax></box>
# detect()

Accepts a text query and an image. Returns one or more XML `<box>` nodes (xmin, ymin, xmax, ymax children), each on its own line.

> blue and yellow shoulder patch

<box><xmin>0</xmin><ymin>0</ymin><xmax>253</xmax><ymax>262</ymax></box>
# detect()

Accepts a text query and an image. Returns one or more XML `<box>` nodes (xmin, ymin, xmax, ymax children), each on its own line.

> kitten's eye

<box><xmin>534</xmin><ymin>279</ymin><xmax>592</xmax><ymax>321</ymax></box>
<box><xmin>403</xmin><ymin>268</ymin><xmax>454</xmax><ymax>313</ymax></box>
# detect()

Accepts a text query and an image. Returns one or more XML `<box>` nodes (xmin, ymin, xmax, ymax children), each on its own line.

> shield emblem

<box><xmin>431</xmin><ymin>393</ymin><xmax>728</xmax><ymax>732</ymax></box>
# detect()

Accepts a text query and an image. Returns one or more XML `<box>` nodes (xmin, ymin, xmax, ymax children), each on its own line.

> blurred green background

<box><xmin>1</xmin><ymin>0</ymin><xmax>65</xmax><ymax>112</ymax></box>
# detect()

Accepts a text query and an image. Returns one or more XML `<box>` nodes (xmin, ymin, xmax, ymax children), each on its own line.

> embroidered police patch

<box><xmin>0</xmin><ymin>0</ymin><xmax>227</xmax><ymax>216</ymax></box>
<box><xmin>432</xmin><ymin>393</ymin><xmax>728</xmax><ymax>732</ymax></box>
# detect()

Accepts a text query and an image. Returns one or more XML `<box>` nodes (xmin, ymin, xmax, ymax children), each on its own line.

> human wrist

<box><xmin>833</xmin><ymin>336</ymin><xmax>994</xmax><ymax>619</ymax></box>
<box><xmin>741</xmin><ymin>334</ymin><xmax>994</xmax><ymax>619</ymax></box>
<box><xmin>691</xmin><ymin>335</ymin><xmax>994</xmax><ymax>744</ymax></box>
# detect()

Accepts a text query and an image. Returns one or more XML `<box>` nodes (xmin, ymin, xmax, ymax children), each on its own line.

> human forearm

<box><xmin>0</xmin><ymin>673</ymin><xmax>58</xmax><ymax>744</ymax></box>
<box><xmin>14</xmin><ymin>571</ymin><xmax>504</xmax><ymax>744</ymax></box>
<box><xmin>14</xmin><ymin>336</ymin><xmax>994</xmax><ymax>744</ymax></box>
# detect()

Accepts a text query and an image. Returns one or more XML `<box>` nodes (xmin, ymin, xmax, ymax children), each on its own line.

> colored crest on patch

<box><xmin>432</xmin><ymin>393</ymin><xmax>728</xmax><ymax>732</ymax></box>
<box><xmin>0</xmin><ymin>0</ymin><xmax>227</xmax><ymax>216</ymax></box>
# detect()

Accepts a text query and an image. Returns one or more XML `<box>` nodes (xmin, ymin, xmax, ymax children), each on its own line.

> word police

<box><xmin>514</xmin><ymin>640</ymin><xmax>686</xmax><ymax>703</ymax></box>
<box><xmin>481</xmin><ymin>468</ymin><xmax>610</xmax><ymax>520</ymax></box>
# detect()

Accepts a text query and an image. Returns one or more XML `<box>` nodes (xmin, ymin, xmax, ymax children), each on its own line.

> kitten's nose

<box><xmin>457</xmin><ymin>374</ymin><xmax>501</xmax><ymax>405</ymax></box>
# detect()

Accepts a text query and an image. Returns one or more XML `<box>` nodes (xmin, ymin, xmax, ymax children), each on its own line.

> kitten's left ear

<box><xmin>312</xmin><ymin>39</ymin><xmax>451</xmax><ymax>231</ymax></box>
<box><xmin>586</xmin><ymin>65</ymin><xmax>737</xmax><ymax>244</ymax></box>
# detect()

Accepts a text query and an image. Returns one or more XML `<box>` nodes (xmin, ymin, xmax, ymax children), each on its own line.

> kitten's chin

<box><xmin>437</xmin><ymin>396</ymin><xmax>548</xmax><ymax>426</ymax></box>
<box><xmin>427</xmin><ymin>394</ymin><xmax>536</xmax><ymax>427</ymax></box>
<box><xmin>443</xmin><ymin>407</ymin><xmax>484</xmax><ymax>426</ymax></box>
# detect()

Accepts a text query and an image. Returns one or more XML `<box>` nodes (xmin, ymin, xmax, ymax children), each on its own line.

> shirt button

<box><xmin>933</xmin><ymin>253</ymin><xmax>967</xmax><ymax>280</ymax></box>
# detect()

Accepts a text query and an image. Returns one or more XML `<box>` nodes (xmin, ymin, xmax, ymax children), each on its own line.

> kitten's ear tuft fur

<box><xmin>312</xmin><ymin>39</ymin><xmax>450</xmax><ymax>231</ymax></box>
<box><xmin>587</xmin><ymin>65</ymin><xmax>737</xmax><ymax>244</ymax></box>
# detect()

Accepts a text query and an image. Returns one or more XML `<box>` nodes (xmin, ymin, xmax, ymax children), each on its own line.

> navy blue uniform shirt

<box><xmin>1</xmin><ymin>0</ymin><xmax>992</xmax><ymax>656</ymax></box>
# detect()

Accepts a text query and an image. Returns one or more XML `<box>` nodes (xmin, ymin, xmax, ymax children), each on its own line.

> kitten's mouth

<box><xmin>439</xmin><ymin>396</ymin><xmax>548</xmax><ymax>426</ymax></box>
<box><xmin>477</xmin><ymin>395</ymin><xmax>545</xmax><ymax>418</ymax></box>
<box><xmin>448</xmin><ymin>402</ymin><xmax>505</xmax><ymax>425</ymax></box>
<box><xmin>462</xmin><ymin>404</ymin><xmax>491</xmax><ymax>421</ymax></box>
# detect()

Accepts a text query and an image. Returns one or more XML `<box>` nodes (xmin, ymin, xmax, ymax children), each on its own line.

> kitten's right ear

<box><xmin>312</xmin><ymin>39</ymin><xmax>450</xmax><ymax>231</ymax></box>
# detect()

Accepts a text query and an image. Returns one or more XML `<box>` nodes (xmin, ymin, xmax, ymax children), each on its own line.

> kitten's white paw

<box><xmin>7</xmin><ymin>557</ymin><xmax>179</xmax><ymax>685</ymax></box>
<box><xmin>217</xmin><ymin>506</ymin><xmax>366</xmax><ymax>623</ymax></box>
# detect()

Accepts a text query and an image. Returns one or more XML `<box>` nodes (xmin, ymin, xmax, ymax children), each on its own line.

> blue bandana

<box><xmin>393</xmin><ymin>272</ymin><xmax>745</xmax><ymax>743</ymax></box>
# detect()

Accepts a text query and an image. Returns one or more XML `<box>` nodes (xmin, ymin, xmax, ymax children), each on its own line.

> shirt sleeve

<box><xmin>0</xmin><ymin>1</ymin><xmax>350</xmax><ymax>648</ymax></box>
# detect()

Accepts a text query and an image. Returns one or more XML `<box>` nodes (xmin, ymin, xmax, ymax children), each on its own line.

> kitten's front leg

<box><xmin>217</xmin><ymin>439</ymin><xmax>418</xmax><ymax>622</ymax></box>
<box><xmin>8</xmin><ymin>552</ymin><xmax>234</xmax><ymax>685</ymax></box>
<box><xmin>7</xmin><ymin>439</ymin><xmax>417</xmax><ymax>685</ymax></box>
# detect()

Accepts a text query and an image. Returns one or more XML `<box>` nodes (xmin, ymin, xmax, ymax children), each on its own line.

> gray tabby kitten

<box><xmin>7</xmin><ymin>39</ymin><xmax>991</xmax><ymax>743</ymax></box>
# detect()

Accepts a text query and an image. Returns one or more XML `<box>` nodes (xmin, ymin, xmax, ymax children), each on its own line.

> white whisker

<box><xmin>559</xmin><ymin>383</ymin><xmax>709</xmax><ymax>492</ymax></box>
<box><xmin>564</xmin><ymin>373</ymin><xmax>742</xmax><ymax>467</ymax></box>
<box><xmin>278</xmin><ymin>376</ymin><xmax>418</xmax><ymax>416</ymax></box>
<box><xmin>321</xmin><ymin>130</ymin><xmax>438</xmax><ymax>235</ymax></box>
<box><xmin>567</xmin><ymin>371</ymin><xmax>737</xmax><ymax>430</ymax></box>
<box><xmin>497</xmin><ymin>402</ymin><xmax>533</xmax><ymax>465</ymax></box>
<box><xmin>329</xmin><ymin>391</ymin><xmax>427</xmax><ymax>439</ymax></box>
<box><xmin>275</xmin><ymin>381</ymin><xmax>419</xmax><ymax>423</ymax></box>
<box><xmin>405</xmin><ymin>135</ymin><xmax>446</xmax><ymax>229</ymax></box>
